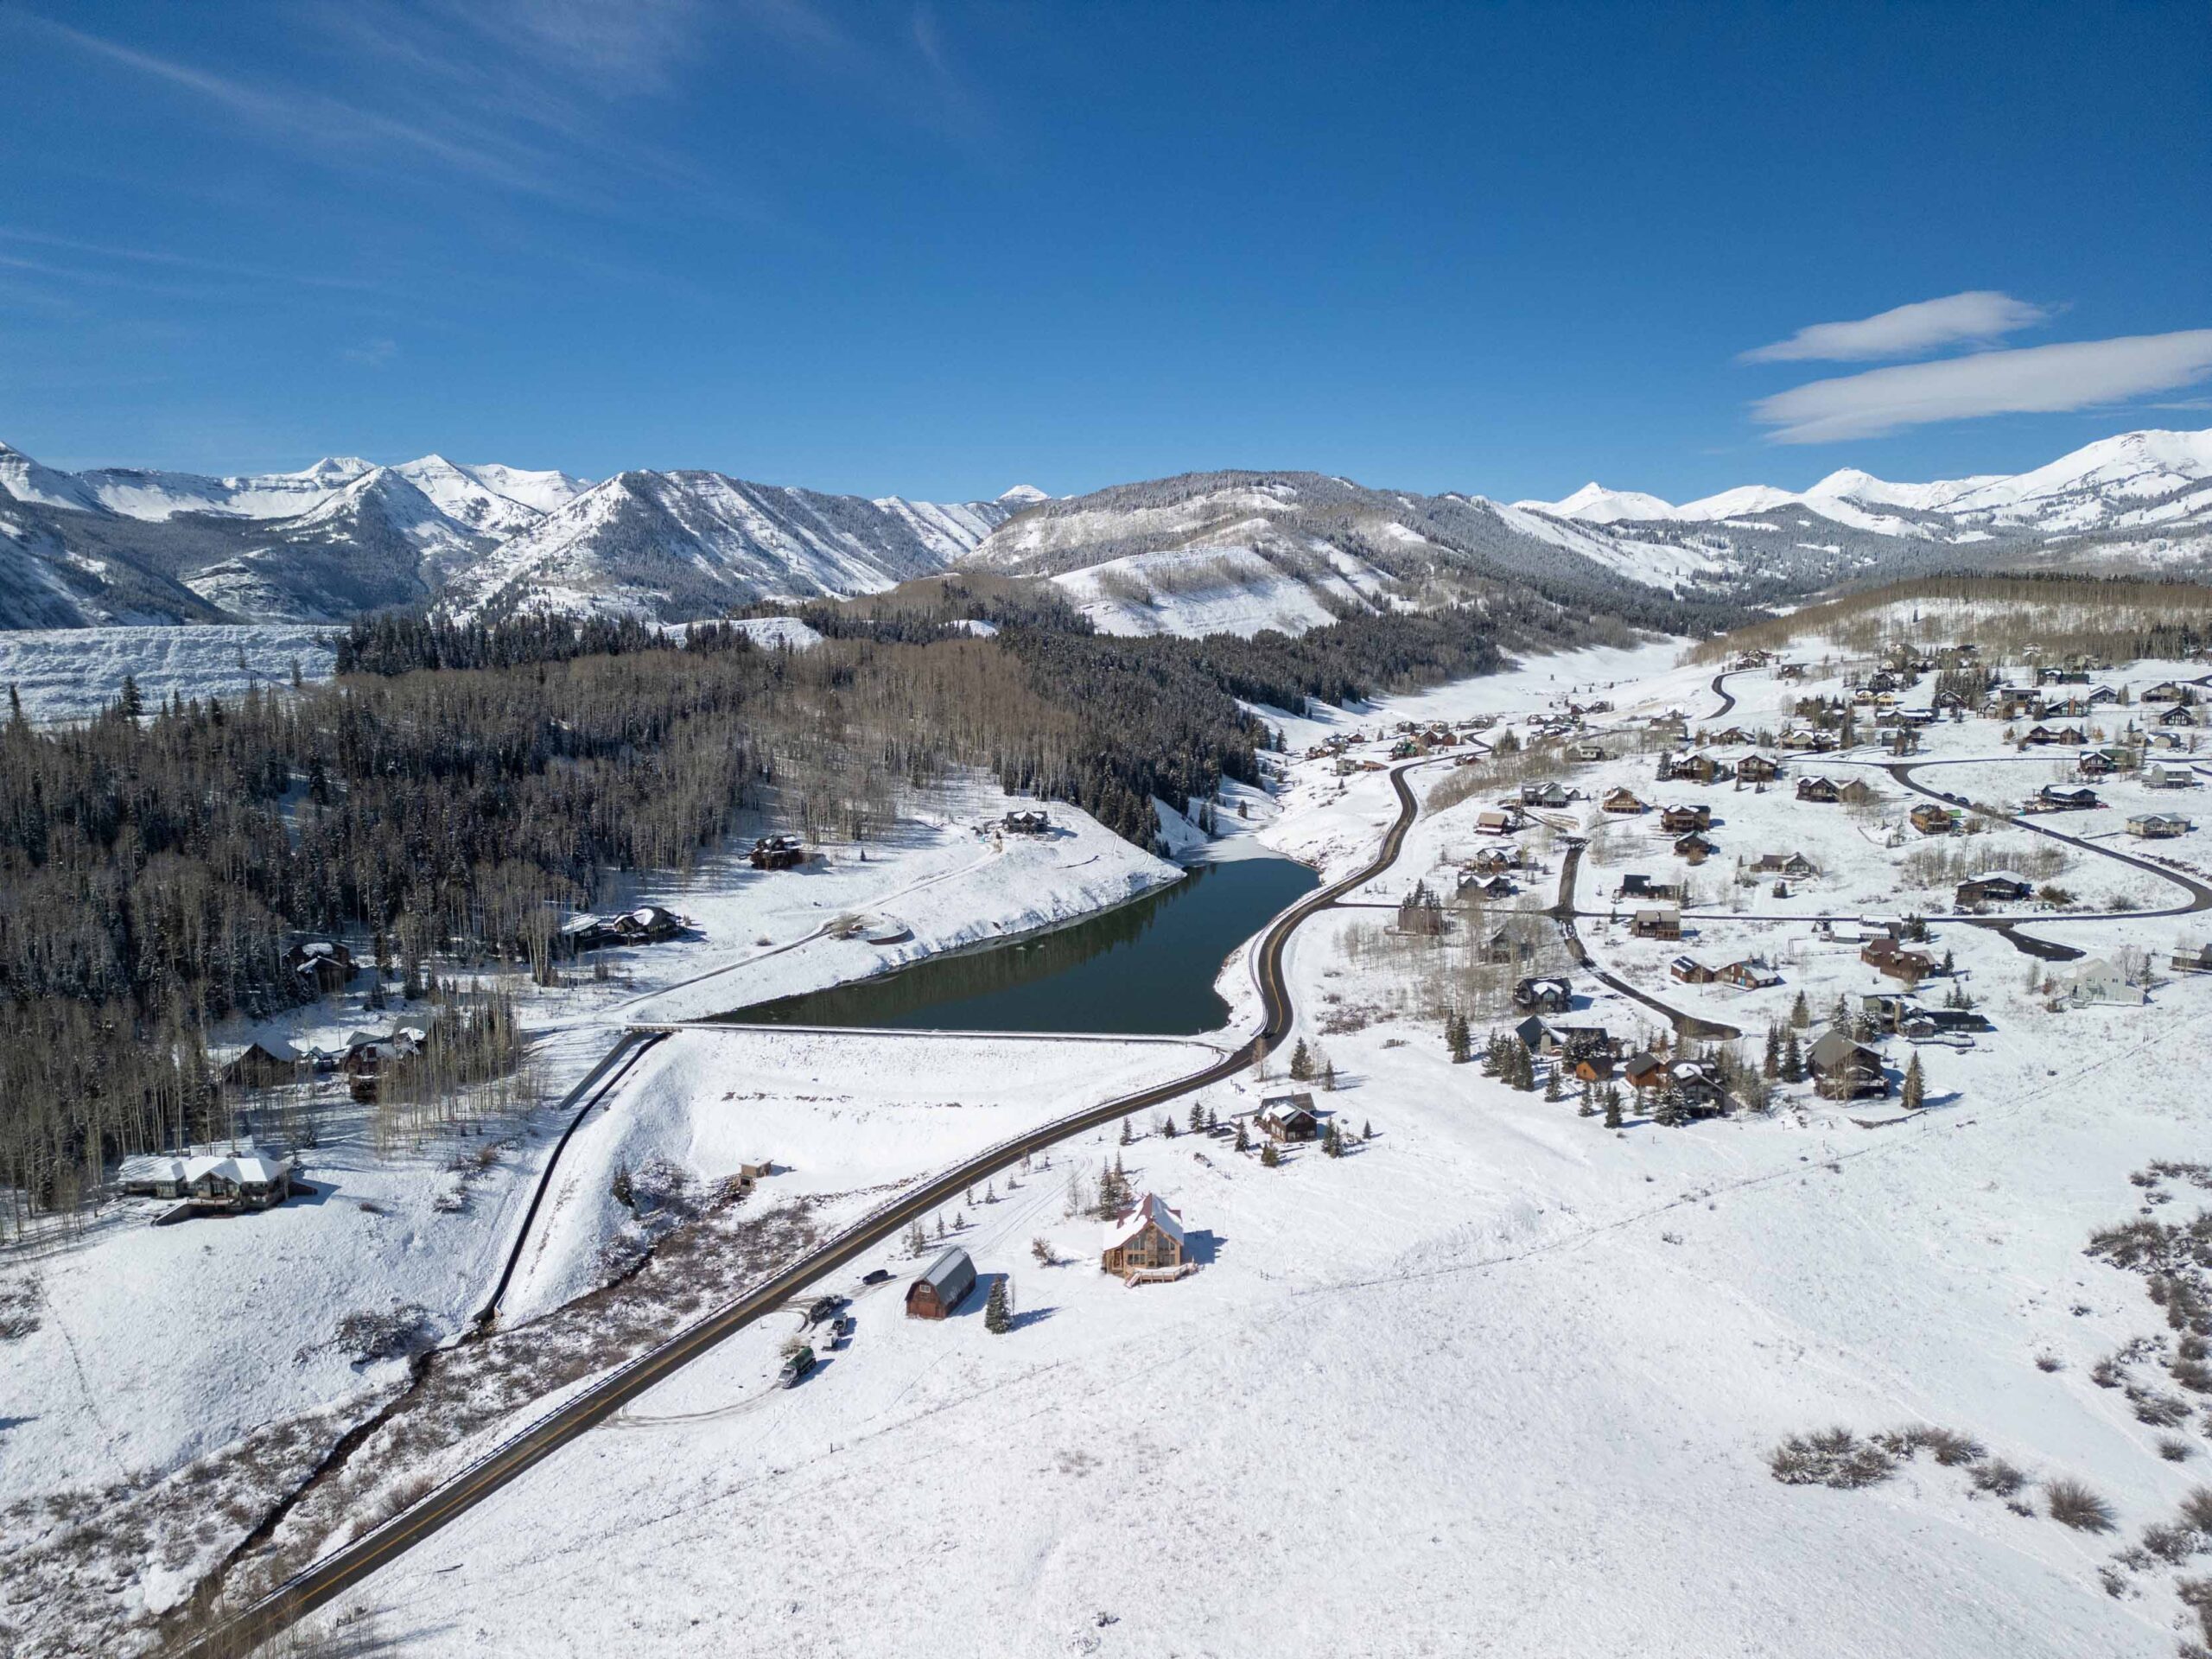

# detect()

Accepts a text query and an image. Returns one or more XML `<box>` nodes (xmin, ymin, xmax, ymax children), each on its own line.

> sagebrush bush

<box><xmin>2045</xmin><ymin>1477</ymin><xmax>2116</xmax><ymax>1533</ymax></box>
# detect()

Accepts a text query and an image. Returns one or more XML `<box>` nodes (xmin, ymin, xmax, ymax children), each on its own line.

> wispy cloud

<box><xmin>28</xmin><ymin>16</ymin><xmax>566</xmax><ymax>196</ymax></box>
<box><xmin>1742</xmin><ymin>291</ymin><xmax>2053</xmax><ymax>364</ymax></box>
<box><xmin>1751</xmin><ymin>331</ymin><xmax>2212</xmax><ymax>443</ymax></box>
<box><xmin>0</xmin><ymin>226</ymin><xmax>380</xmax><ymax>292</ymax></box>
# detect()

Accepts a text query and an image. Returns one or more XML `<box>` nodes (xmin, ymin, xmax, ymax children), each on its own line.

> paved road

<box><xmin>1880</xmin><ymin>757</ymin><xmax>2212</xmax><ymax>921</ymax></box>
<box><xmin>1549</xmin><ymin>842</ymin><xmax>1741</xmax><ymax>1040</ymax></box>
<box><xmin>1707</xmin><ymin>668</ymin><xmax>1739</xmax><ymax>721</ymax></box>
<box><xmin>174</xmin><ymin>760</ymin><xmax>1440</xmax><ymax>1658</ymax></box>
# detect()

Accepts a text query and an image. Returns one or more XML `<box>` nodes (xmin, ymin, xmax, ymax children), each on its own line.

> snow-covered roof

<box><xmin>118</xmin><ymin>1147</ymin><xmax>291</xmax><ymax>1188</ymax></box>
<box><xmin>1103</xmin><ymin>1192</ymin><xmax>1186</xmax><ymax>1252</ymax></box>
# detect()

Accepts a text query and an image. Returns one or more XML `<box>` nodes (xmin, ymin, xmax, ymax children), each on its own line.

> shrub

<box><xmin>2034</xmin><ymin>1353</ymin><xmax>2063</xmax><ymax>1373</ymax></box>
<box><xmin>2045</xmin><ymin>1478</ymin><xmax>2116</xmax><ymax>1532</ymax></box>
<box><xmin>1971</xmin><ymin>1458</ymin><xmax>2028</xmax><ymax>1498</ymax></box>
<box><xmin>2133</xmin><ymin>1389</ymin><xmax>2193</xmax><ymax>1427</ymax></box>
<box><xmin>1767</xmin><ymin>1428</ymin><xmax>1897</xmax><ymax>1489</ymax></box>
<box><xmin>2164</xmin><ymin>1438</ymin><xmax>2197</xmax><ymax>1463</ymax></box>
<box><xmin>2145</xmin><ymin>1522</ymin><xmax>2202</xmax><ymax>1564</ymax></box>
<box><xmin>2180</xmin><ymin>1487</ymin><xmax>2212</xmax><ymax>1532</ymax></box>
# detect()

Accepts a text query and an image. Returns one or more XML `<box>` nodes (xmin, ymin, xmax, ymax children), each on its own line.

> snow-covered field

<box><xmin>16</xmin><ymin>628</ymin><xmax>2212</xmax><ymax>1658</ymax></box>
<box><xmin>264</xmin><ymin>635</ymin><xmax>2212</xmax><ymax>1659</ymax></box>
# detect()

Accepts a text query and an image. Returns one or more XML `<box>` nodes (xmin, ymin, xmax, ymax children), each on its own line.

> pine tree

<box><xmin>1789</xmin><ymin>990</ymin><xmax>1810</xmax><ymax>1030</ymax></box>
<box><xmin>118</xmin><ymin>673</ymin><xmax>143</xmax><ymax>720</ymax></box>
<box><xmin>1260</xmin><ymin>1141</ymin><xmax>1281</xmax><ymax>1168</ymax></box>
<box><xmin>1544</xmin><ymin>1062</ymin><xmax>1564</xmax><ymax>1102</ymax></box>
<box><xmin>1322</xmin><ymin>1121</ymin><xmax>1344</xmax><ymax>1158</ymax></box>
<box><xmin>1579</xmin><ymin>1079</ymin><xmax>1597</xmax><ymax>1117</ymax></box>
<box><xmin>1234</xmin><ymin>1117</ymin><xmax>1251</xmax><ymax>1152</ymax></box>
<box><xmin>1289</xmin><ymin>1039</ymin><xmax>1313</xmax><ymax>1081</ymax></box>
<box><xmin>1188</xmin><ymin>1099</ymin><xmax>1205</xmax><ymax>1134</ymax></box>
<box><xmin>1781</xmin><ymin>1030</ymin><xmax>1804</xmax><ymax>1084</ymax></box>
<box><xmin>1361</xmin><ymin>1120</ymin><xmax>1372</xmax><ymax>1140</ymax></box>
<box><xmin>1120</xmin><ymin>1116</ymin><xmax>1134</xmax><ymax>1145</ymax></box>
<box><xmin>1828</xmin><ymin>995</ymin><xmax>1852</xmax><ymax>1033</ymax></box>
<box><xmin>984</xmin><ymin>1276</ymin><xmax>1012</xmax><ymax>1334</ymax></box>
<box><xmin>1763</xmin><ymin>1024</ymin><xmax>1781</xmax><ymax>1080</ymax></box>
<box><xmin>1321</xmin><ymin>1058</ymin><xmax>1337</xmax><ymax>1092</ymax></box>
<box><xmin>1901</xmin><ymin>1052</ymin><xmax>1926</xmax><ymax>1111</ymax></box>
<box><xmin>1603</xmin><ymin>1086</ymin><xmax>1623</xmax><ymax>1129</ymax></box>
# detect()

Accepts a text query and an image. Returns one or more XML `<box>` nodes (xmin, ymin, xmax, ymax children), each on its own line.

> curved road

<box><xmin>175</xmin><ymin>761</ymin><xmax>1439</xmax><ymax>1658</ymax></box>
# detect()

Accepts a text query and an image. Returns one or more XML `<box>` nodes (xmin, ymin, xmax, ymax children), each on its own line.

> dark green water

<box><xmin>725</xmin><ymin>855</ymin><xmax>1319</xmax><ymax>1035</ymax></box>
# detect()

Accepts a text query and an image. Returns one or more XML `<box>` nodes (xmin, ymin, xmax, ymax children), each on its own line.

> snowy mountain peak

<box><xmin>997</xmin><ymin>484</ymin><xmax>1050</xmax><ymax>505</ymax></box>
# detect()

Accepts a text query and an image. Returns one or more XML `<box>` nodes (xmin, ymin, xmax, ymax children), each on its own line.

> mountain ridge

<box><xmin>3</xmin><ymin>427</ymin><xmax>2209</xmax><ymax>632</ymax></box>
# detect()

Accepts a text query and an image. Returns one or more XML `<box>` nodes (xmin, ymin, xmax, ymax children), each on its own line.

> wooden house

<box><xmin>1514</xmin><ymin>1019</ymin><xmax>1613</xmax><ymax>1060</ymax></box>
<box><xmin>285</xmin><ymin>941</ymin><xmax>356</xmax><ymax>995</ymax></box>
<box><xmin>1475</xmin><ymin>808</ymin><xmax>1524</xmax><ymax>836</ymax></box>
<box><xmin>1568</xmin><ymin>741</ymin><xmax>1608</xmax><ymax>762</ymax></box>
<box><xmin>1862</xmin><ymin>938</ymin><xmax>1936</xmax><ymax>984</ymax></box>
<box><xmin>221</xmin><ymin>1041</ymin><xmax>302</xmax><ymax>1089</ymax></box>
<box><xmin>1808</xmin><ymin>1031</ymin><xmax>1887</xmax><ymax>1098</ymax></box>
<box><xmin>1002</xmin><ymin>809</ymin><xmax>1052</xmax><ymax>834</ymax></box>
<box><xmin>1102</xmin><ymin>1194</ymin><xmax>1187</xmax><ymax>1275</ymax></box>
<box><xmin>750</xmin><ymin>834</ymin><xmax>808</xmax><ymax>870</ymax></box>
<box><xmin>1630</xmin><ymin>907</ymin><xmax>1682</xmax><ymax>941</ymax></box>
<box><xmin>1457</xmin><ymin>872</ymin><xmax>1516</xmax><ymax>902</ymax></box>
<box><xmin>2022</xmin><ymin>724</ymin><xmax>2087</xmax><ymax>747</ymax></box>
<box><xmin>2148</xmin><ymin>761</ymin><xmax>2200</xmax><ymax>788</ymax></box>
<box><xmin>1511</xmin><ymin>976</ymin><xmax>1573</xmax><ymax>1014</ymax></box>
<box><xmin>1658</xmin><ymin>803</ymin><xmax>1712</xmax><ymax>833</ymax></box>
<box><xmin>1257</xmin><ymin>1093</ymin><xmax>1319</xmax><ymax>1142</ymax></box>
<box><xmin>118</xmin><ymin>1147</ymin><xmax>293</xmax><ymax>1211</ymax></box>
<box><xmin>1617</xmin><ymin>873</ymin><xmax>1682</xmax><ymax>904</ymax></box>
<box><xmin>2160</xmin><ymin>706</ymin><xmax>2200</xmax><ymax>728</ymax></box>
<box><xmin>906</xmin><ymin>1247</ymin><xmax>976</xmax><ymax>1319</ymax></box>
<box><xmin>1909</xmin><ymin>803</ymin><xmax>1957</xmax><ymax>836</ymax></box>
<box><xmin>2144</xmin><ymin>682</ymin><xmax>2187</xmax><ymax>703</ymax></box>
<box><xmin>1751</xmin><ymin>851</ymin><xmax>1819</xmax><ymax>879</ymax></box>
<box><xmin>1955</xmin><ymin>873</ymin><xmax>2032</xmax><ymax>907</ymax></box>
<box><xmin>1673</xmin><ymin>831</ymin><xmax>1717</xmax><ymax>864</ymax></box>
<box><xmin>1601</xmin><ymin>786</ymin><xmax>1648</xmax><ymax>815</ymax></box>
<box><xmin>1795</xmin><ymin>776</ymin><xmax>1841</xmax><ymax>804</ymax></box>
<box><xmin>2172</xmin><ymin>943</ymin><xmax>2212</xmax><ymax>975</ymax></box>
<box><xmin>1667</xmin><ymin>752</ymin><xmax>1732</xmax><ymax>785</ymax></box>
<box><xmin>2035</xmin><ymin>785</ymin><xmax>2102</xmax><ymax>812</ymax></box>
<box><xmin>610</xmin><ymin>905</ymin><xmax>685</xmax><ymax>944</ymax></box>
<box><xmin>1479</xmin><ymin>926</ymin><xmax>1540</xmax><ymax>966</ymax></box>
<box><xmin>1669</xmin><ymin>956</ymin><xmax>1716</xmax><ymax>984</ymax></box>
<box><xmin>1624</xmin><ymin>1054</ymin><xmax>1724</xmax><ymax>1109</ymax></box>
<box><xmin>1519</xmin><ymin>780</ymin><xmax>1573</xmax><ymax>810</ymax></box>
<box><xmin>2129</xmin><ymin>812</ymin><xmax>2192</xmax><ymax>839</ymax></box>
<box><xmin>1735</xmin><ymin>753</ymin><xmax>1782</xmax><ymax>783</ymax></box>
<box><xmin>1718</xmin><ymin>958</ymin><xmax>1783</xmax><ymax>989</ymax></box>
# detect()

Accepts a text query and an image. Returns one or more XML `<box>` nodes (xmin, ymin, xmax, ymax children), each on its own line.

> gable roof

<box><xmin>1103</xmin><ymin>1192</ymin><xmax>1186</xmax><ymax>1252</ymax></box>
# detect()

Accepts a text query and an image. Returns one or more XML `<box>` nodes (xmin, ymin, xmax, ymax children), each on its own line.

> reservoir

<box><xmin>726</xmin><ymin>853</ymin><xmax>1319</xmax><ymax>1036</ymax></box>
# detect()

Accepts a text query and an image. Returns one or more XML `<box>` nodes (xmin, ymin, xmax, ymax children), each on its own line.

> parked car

<box><xmin>861</xmin><ymin>1268</ymin><xmax>893</xmax><ymax>1286</ymax></box>
<box><xmin>805</xmin><ymin>1294</ymin><xmax>845</xmax><ymax>1325</ymax></box>
<box><xmin>779</xmin><ymin>1345</ymin><xmax>817</xmax><ymax>1389</ymax></box>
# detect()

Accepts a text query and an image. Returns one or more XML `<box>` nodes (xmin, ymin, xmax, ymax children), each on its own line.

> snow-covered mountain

<box><xmin>1514</xmin><ymin>428</ymin><xmax>2212</xmax><ymax>542</ymax></box>
<box><xmin>438</xmin><ymin>469</ymin><xmax>1016</xmax><ymax>621</ymax></box>
<box><xmin>0</xmin><ymin>442</ymin><xmax>1015</xmax><ymax>626</ymax></box>
<box><xmin>4</xmin><ymin>427</ymin><xmax>2211</xmax><ymax>632</ymax></box>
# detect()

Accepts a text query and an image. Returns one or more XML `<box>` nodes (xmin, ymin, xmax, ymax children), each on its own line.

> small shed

<box><xmin>222</xmin><ymin>1041</ymin><xmax>301</xmax><ymax>1089</ymax></box>
<box><xmin>906</xmin><ymin>1246</ymin><xmax>977</xmax><ymax>1319</ymax></box>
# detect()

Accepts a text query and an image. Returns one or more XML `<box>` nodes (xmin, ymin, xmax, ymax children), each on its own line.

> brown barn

<box><xmin>905</xmin><ymin>1246</ymin><xmax>976</xmax><ymax>1319</ymax></box>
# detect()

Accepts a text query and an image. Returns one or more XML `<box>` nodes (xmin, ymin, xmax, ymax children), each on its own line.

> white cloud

<box><xmin>1741</xmin><ymin>291</ymin><xmax>2051</xmax><ymax>364</ymax></box>
<box><xmin>1751</xmin><ymin>330</ymin><xmax>2212</xmax><ymax>443</ymax></box>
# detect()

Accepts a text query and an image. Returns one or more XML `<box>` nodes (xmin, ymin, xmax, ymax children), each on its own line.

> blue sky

<box><xmin>2</xmin><ymin>1</ymin><xmax>2207</xmax><ymax>503</ymax></box>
